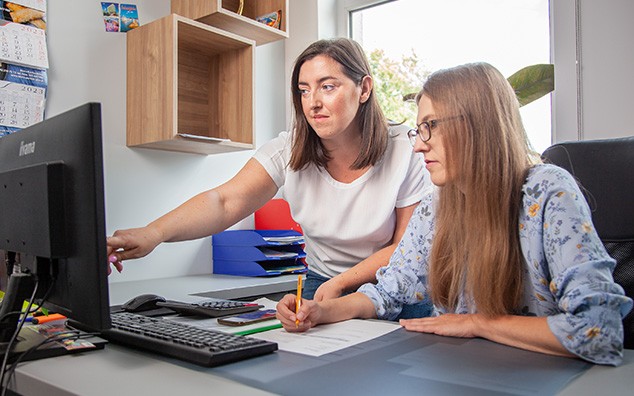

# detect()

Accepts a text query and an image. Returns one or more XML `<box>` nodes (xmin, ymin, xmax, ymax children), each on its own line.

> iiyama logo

<box><xmin>19</xmin><ymin>140</ymin><xmax>36</xmax><ymax>156</ymax></box>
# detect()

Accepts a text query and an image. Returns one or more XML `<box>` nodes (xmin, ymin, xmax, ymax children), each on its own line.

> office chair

<box><xmin>254</xmin><ymin>198</ymin><xmax>303</xmax><ymax>233</ymax></box>
<box><xmin>541</xmin><ymin>136</ymin><xmax>634</xmax><ymax>349</ymax></box>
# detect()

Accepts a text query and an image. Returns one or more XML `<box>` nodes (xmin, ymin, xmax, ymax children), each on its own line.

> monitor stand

<box><xmin>0</xmin><ymin>325</ymin><xmax>108</xmax><ymax>364</ymax></box>
<box><xmin>0</xmin><ymin>327</ymin><xmax>108</xmax><ymax>363</ymax></box>
<box><xmin>0</xmin><ymin>272</ymin><xmax>107</xmax><ymax>363</ymax></box>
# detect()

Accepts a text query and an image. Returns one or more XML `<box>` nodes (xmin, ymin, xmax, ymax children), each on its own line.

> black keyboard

<box><xmin>156</xmin><ymin>299</ymin><xmax>262</xmax><ymax>318</ymax></box>
<box><xmin>103</xmin><ymin>312</ymin><xmax>277</xmax><ymax>367</ymax></box>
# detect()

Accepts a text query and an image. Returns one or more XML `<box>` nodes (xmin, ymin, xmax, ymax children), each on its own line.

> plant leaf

<box><xmin>403</xmin><ymin>63</ymin><xmax>554</xmax><ymax>107</ymax></box>
<box><xmin>507</xmin><ymin>64</ymin><xmax>554</xmax><ymax>107</ymax></box>
<box><xmin>402</xmin><ymin>92</ymin><xmax>417</xmax><ymax>102</ymax></box>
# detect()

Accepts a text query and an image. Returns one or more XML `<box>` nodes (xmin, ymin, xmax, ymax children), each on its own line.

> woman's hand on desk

<box><xmin>399</xmin><ymin>313</ymin><xmax>480</xmax><ymax>338</ymax></box>
<box><xmin>106</xmin><ymin>226</ymin><xmax>163</xmax><ymax>274</ymax></box>
<box><xmin>276</xmin><ymin>294</ymin><xmax>321</xmax><ymax>332</ymax></box>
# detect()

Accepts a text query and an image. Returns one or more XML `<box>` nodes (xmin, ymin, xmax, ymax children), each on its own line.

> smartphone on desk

<box><xmin>217</xmin><ymin>309</ymin><xmax>277</xmax><ymax>327</ymax></box>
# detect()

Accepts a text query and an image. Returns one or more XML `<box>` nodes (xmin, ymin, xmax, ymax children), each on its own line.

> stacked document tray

<box><xmin>212</xmin><ymin>230</ymin><xmax>307</xmax><ymax>276</ymax></box>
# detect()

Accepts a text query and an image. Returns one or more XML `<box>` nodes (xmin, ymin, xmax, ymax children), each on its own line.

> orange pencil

<box><xmin>295</xmin><ymin>275</ymin><xmax>302</xmax><ymax>327</ymax></box>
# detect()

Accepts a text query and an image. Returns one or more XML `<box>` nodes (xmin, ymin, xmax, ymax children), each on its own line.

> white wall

<box><xmin>47</xmin><ymin>1</ymin><xmax>286</xmax><ymax>282</ymax></box>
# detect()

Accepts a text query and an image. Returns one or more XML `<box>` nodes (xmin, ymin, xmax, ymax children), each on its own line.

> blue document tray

<box><xmin>213</xmin><ymin>259</ymin><xmax>307</xmax><ymax>277</ymax></box>
<box><xmin>212</xmin><ymin>230</ymin><xmax>304</xmax><ymax>247</ymax></box>
<box><xmin>212</xmin><ymin>230</ymin><xmax>306</xmax><ymax>277</ymax></box>
<box><xmin>213</xmin><ymin>245</ymin><xmax>306</xmax><ymax>261</ymax></box>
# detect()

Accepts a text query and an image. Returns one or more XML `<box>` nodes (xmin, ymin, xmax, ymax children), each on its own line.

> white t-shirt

<box><xmin>253</xmin><ymin>124</ymin><xmax>432</xmax><ymax>278</ymax></box>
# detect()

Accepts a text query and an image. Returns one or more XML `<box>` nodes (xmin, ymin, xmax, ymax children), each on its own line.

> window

<box><xmin>346</xmin><ymin>0</ymin><xmax>552</xmax><ymax>153</ymax></box>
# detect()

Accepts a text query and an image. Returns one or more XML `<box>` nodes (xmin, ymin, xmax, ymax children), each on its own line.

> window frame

<box><xmin>337</xmin><ymin>0</ymin><xmax>554</xmax><ymax>152</ymax></box>
<box><xmin>336</xmin><ymin>0</ymin><xmax>396</xmax><ymax>37</ymax></box>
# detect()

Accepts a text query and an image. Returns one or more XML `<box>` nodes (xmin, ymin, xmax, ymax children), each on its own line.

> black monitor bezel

<box><xmin>0</xmin><ymin>102</ymin><xmax>110</xmax><ymax>332</ymax></box>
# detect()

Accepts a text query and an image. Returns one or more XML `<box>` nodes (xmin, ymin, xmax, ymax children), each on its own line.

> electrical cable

<box><xmin>4</xmin><ymin>326</ymin><xmax>100</xmax><ymax>390</ymax></box>
<box><xmin>0</xmin><ymin>269</ymin><xmax>56</xmax><ymax>394</ymax></box>
<box><xmin>1</xmin><ymin>303</ymin><xmax>99</xmax><ymax>394</ymax></box>
<box><xmin>0</xmin><ymin>280</ymin><xmax>38</xmax><ymax>396</ymax></box>
<box><xmin>3</xmin><ymin>328</ymin><xmax>101</xmax><ymax>391</ymax></box>
<box><xmin>0</xmin><ymin>273</ymin><xmax>56</xmax><ymax>323</ymax></box>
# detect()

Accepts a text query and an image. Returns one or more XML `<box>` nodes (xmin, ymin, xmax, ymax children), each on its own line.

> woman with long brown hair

<box><xmin>276</xmin><ymin>62</ymin><xmax>632</xmax><ymax>365</ymax></box>
<box><xmin>107</xmin><ymin>38</ymin><xmax>432</xmax><ymax>306</ymax></box>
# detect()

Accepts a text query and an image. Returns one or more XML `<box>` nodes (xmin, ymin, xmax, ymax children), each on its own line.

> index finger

<box><xmin>276</xmin><ymin>294</ymin><xmax>297</xmax><ymax>315</ymax></box>
<box><xmin>107</xmin><ymin>235</ymin><xmax>126</xmax><ymax>249</ymax></box>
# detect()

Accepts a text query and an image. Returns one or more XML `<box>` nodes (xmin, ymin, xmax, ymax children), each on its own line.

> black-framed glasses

<box><xmin>407</xmin><ymin>116</ymin><xmax>463</xmax><ymax>145</ymax></box>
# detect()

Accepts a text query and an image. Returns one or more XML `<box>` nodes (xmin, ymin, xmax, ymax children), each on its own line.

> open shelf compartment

<box><xmin>171</xmin><ymin>0</ymin><xmax>288</xmax><ymax>45</ymax></box>
<box><xmin>126</xmin><ymin>14</ymin><xmax>255</xmax><ymax>155</ymax></box>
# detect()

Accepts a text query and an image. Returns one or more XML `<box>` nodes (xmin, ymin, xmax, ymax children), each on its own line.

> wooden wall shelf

<box><xmin>171</xmin><ymin>0</ymin><xmax>288</xmax><ymax>46</ymax></box>
<box><xmin>126</xmin><ymin>14</ymin><xmax>255</xmax><ymax>155</ymax></box>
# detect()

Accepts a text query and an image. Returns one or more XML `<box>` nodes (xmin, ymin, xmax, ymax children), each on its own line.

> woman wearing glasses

<box><xmin>107</xmin><ymin>38</ymin><xmax>432</xmax><ymax>306</ymax></box>
<box><xmin>277</xmin><ymin>62</ymin><xmax>632</xmax><ymax>365</ymax></box>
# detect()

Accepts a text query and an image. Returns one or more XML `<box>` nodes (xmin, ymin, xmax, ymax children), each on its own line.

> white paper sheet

<box><xmin>251</xmin><ymin>319</ymin><xmax>401</xmax><ymax>357</ymax></box>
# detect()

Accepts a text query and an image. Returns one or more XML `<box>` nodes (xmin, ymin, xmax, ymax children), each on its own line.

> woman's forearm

<box><xmin>317</xmin><ymin>292</ymin><xmax>378</xmax><ymax>325</ymax></box>
<box><xmin>334</xmin><ymin>246</ymin><xmax>395</xmax><ymax>292</ymax></box>
<box><xmin>474</xmin><ymin>314</ymin><xmax>573</xmax><ymax>357</ymax></box>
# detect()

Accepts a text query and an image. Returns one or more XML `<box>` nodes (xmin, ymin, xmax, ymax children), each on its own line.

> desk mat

<box><xmin>212</xmin><ymin>328</ymin><xmax>591</xmax><ymax>396</ymax></box>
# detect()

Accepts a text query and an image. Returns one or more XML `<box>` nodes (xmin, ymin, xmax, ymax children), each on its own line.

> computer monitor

<box><xmin>0</xmin><ymin>103</ymin><xmax>110</xmax><ymax>362</ymax></box>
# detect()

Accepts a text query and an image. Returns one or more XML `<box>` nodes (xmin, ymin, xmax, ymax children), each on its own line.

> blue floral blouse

<box><xmin>358</xmin><ymin>164</ymin><xmax>633</xmax><ymax>365</ymax></box>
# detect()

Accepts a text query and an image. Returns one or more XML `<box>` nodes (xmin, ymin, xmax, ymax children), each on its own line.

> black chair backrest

<box><xmin>542</xmin><ymin>136</ymin><xmax>634</xmax><ymax>349</ymax></box>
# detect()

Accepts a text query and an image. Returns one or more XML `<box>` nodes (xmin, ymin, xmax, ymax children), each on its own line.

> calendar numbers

<box><xmin>0</xmin><ymin>9</ymin><xmax>49</xmax><ymax>133</ymax></box>
<box><xmin>0</xmin><ymin>22</ymin><xmax>48</xmax><ymax>70</ymax></box>
<box><xmin>0</xmin><ymin>82</ymin><xmax>45</xmax><ymax>129</ymax></box>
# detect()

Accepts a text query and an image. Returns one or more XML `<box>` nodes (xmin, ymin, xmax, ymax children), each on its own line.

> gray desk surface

<box><xmin>107</xmin><ymin>273</ymin><xmax>301</xmax><ymax>305</ymax></box>
<box><xmin>11</xmin><ymin>329</ymin><xmax>634</xmax><ymax>396</ymax></box>
<box><xmin>10</xmin><ymin>274</ymin><xmax>634</xmax><ymax>395</ymax></box>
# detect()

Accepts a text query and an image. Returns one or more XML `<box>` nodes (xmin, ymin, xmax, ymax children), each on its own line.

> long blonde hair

<box><xmin>423</xmin><ymin>63</ymin><xmax>538</xmax><ymax>316</ymax></box>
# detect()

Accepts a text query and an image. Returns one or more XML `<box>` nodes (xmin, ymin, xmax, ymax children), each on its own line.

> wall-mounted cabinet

<box><xmin>126</xmin><ymin>14</ymin><xmax>255</xmax><ymax>155</ymax></box>
<box><xmin>171</xmin><ymin>0</ymin><xmax>288</xmax><ymax>45</ymax></box>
